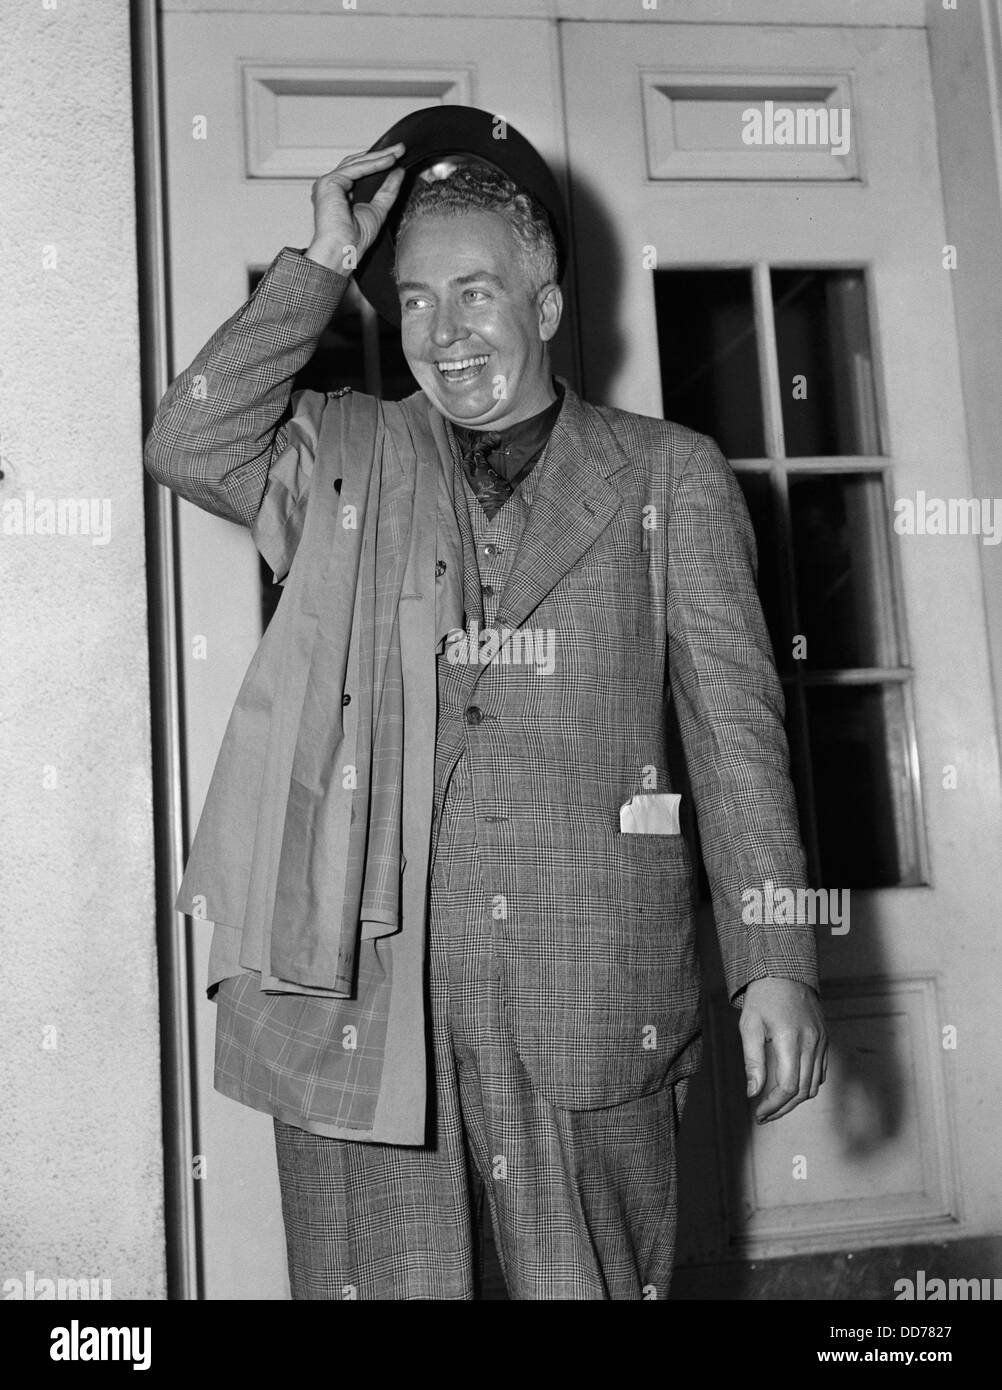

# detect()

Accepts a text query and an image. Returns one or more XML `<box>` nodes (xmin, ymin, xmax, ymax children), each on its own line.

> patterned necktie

<box><xmin>459</xmin><ymin>431</ymin><xmax>513</xmax><ymax>522</ymax></box>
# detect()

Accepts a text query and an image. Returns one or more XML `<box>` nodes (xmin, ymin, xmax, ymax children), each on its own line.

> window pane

<box><xmin>803</xmin><ymin>683</ymin><xmax>905</xmax><ymax>888</ymax></box>
<box><xmin>771</xmin><ymin>269</ymin><xmax>880</xmax><ymax>456</ymax></box>
<box><xmin>788</xmin><ymin>471</ymin><xmax>898</xmax><ymax>670</ymax></box>
<box><xmin>653</xmin><ymin>269</ymin><xmax>765</xmax><ymax>458</ymax></box>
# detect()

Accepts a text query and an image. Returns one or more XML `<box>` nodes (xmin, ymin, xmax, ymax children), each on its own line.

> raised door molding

<box><xmin>243</xmin><ymin>64</ymin><xmax>474</xmax><ymax>178</ymax></box>
<box><xmin>163</xmin><ymin>0</ymin><xmax>926</xmax><ymax>26</ymax></box>
<box><xmin>640</xmin><ymin>70</ymin><xmax>860</xmax><ymax>181</ymax></box>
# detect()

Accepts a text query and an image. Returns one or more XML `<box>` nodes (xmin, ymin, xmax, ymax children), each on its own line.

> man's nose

<box><xmin>430</xmin><ymin>302</ymin><xmax>467</xmax><ymax>347</ymax></box>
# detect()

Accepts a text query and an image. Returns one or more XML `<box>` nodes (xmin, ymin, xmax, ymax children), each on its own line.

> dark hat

<box><xmin>350</xmin><ymin>104</ymin><xmax>568</xmax><ymax>325</ymax></box>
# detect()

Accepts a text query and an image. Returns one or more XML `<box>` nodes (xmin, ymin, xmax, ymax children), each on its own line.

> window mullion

<box><xmin>753</xmin><ymin>261</ymin><xmax>785</xmax><ymax>460</ymax></box>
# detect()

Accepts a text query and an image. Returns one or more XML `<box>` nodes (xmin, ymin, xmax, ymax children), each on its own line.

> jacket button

<box><xmin>333</xmin><ymin>478</ymin><xmax>342</xmax><ymax>494</ymax></box>
<box><xmin>342</xmin><ymin>693</ymin><xmax>351</xmax><ymax>706</ymax></box>
<box><xmin>483</xmin><ymin>544</ymin><xmax>497</xmax><ymax>557</ymax></box>
<box><xmin>482</xmin><ymin>584</ymin><xmax>495</xmax><ymax>598</ymax></box>
<box><xmin>435</xmin><ymin>559</ymin><xmax>447</xmax><ymax>576</ymax></box>
<box><xmin>465</xmin><ymin>705</ymin><xmax>484</xmax><ymax>725</ymax></box>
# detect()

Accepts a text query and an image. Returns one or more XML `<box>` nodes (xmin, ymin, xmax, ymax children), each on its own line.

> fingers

<box><xmin>755</xmin><ymin>1025</ymin><xmax>827</xmax><ymax>1122</ymax></box>
<box><xmin>349</xmin><ymin>165</ymin><xmax>408</xmax><ymax>258</ymax></box>
<box><xmin>367</xmin><ymin>165</ymin><xmax>407</xmax><ymax>217</ymax></box>
<box><xmin>307</xmin><ymin>143</ymin><xmax>407</xmax><ymax>266</ymax></box>
<box><xmin>754</xmin><ymin>1027</ymin><xmax>802</xmax><ymax>1123</ymax></box>
<box><xmin>740</xmin><ymin>1009</ymin><xmax>767</xmax><ymax>1100</ymax></box>
<box><xmin>808</xmin><ymin>1038</ymin><xmax>828</xmax><ymax>1099</ymax></box>
<box><xmin>323</xmin><ymin>142</ymin><xmax>406</xmax><ymax>190</ymax></box>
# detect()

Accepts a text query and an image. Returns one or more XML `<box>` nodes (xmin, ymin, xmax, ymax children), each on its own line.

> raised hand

<box><xmin>305</xmin><ymin>142</ymin><xmax>407</xmax><ymax>273</ymax></box>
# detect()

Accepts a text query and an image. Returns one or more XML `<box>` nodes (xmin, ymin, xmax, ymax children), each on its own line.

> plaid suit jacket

<box><xmin>429</xmin><ymin>384</ymin><xmax>818</xmax><ymax>1106</ymax></box>
<box><xmin>146</xmin><ymin>248</ymin><xmax>818</xmax><ymax>1116</ymax></box>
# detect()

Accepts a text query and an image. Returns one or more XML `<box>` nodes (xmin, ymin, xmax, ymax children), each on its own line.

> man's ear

<box><xmin>537</xmin><ymin>283</ymin><xmax>563</xmax><ymax>342</ymax></box>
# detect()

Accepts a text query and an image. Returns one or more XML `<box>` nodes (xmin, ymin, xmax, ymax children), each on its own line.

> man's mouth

<box><xmin>435</xmin><ymin>354</ymin><xmax>490</xmax><ymax>384</ymax></box>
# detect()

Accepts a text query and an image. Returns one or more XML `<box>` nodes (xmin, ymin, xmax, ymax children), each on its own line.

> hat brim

<box><xmin>351</xmin><ymin>105</ymin><xmax>567</xmax><ymax>326</ymax></box>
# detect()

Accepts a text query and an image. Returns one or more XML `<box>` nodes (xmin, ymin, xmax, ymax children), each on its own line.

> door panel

<box><xmin>562</xmin><ymin>20</ymin><xmax>1001</xmax><ymax>1265</ymax></box>
<box><xmin>160</xmin><ymin>9</ymin><xmax>565</xmax><ymax>1298</ymax></box>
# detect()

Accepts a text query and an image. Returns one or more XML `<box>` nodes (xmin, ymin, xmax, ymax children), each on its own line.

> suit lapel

<box><xmin>493</xmin><ymin>385</ymin><xmax>626</xmax><ymax>633</ymax></box>
<box><xmin>428</xmin><ymin>384</ymin><xmax>629</xmax><ymax>699</ymax></box>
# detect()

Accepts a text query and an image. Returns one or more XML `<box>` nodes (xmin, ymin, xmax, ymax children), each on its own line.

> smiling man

<box><xmin>145</xmin><ymin>106</ymin><xmax>825</xmax><ymax>1301</ymax></box>
<box><xmin>393</xmin><ymin>180</ymin><xmax>562</xmax><ymax>427</ymax></box>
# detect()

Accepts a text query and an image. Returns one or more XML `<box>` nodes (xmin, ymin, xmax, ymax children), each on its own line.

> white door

<box><xmin>159</xmin><ymin>8</ymin><xmax>568</xmax><ymax>1299</ymax></box>
<box><xmin>562</xmin><ymin>20</ymin><xmax>1002</xmax><ymax>1272</ymax></box>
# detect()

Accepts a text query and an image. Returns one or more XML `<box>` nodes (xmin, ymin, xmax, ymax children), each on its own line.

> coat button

<box><xmin>342</xmin><ymin>693</ymin><xmax>351</xmax><ymax>706</ymax></box>
<box><xmin>333</xmin><ymin>478</ymin><xmax>342</xmax><ymax>494</ymax></box>
<box><xmin>435</xmin><ymin>559</ymin><xmax>447</xmax><ymax>576</ymax></box>
<box><xmin>465</xmin><ymin>705</ymin><xmax>484</xmax><ymax>725</ymax></box>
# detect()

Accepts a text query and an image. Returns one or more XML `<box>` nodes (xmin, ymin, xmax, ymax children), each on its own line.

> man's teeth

<box><xmin>437</xmin><ymin>355</ymin><xmax>489</xmax><ymax>376</ymax></box>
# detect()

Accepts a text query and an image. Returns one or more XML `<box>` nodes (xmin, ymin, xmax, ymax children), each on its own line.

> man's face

<box><xmin>394</xmin><ymin>209</ymin><xmax>562</xmax><ymax>429</ymax></box>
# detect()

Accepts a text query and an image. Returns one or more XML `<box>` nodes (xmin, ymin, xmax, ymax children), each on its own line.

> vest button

<box><xmin>342</xmin><ymin>693</ymin><xmax>351</xmax><ymax>706</ymax></box>
<box><xmin>465</xmin><ymin>705</ymin><xmax>484</xmax><ymax>725</ymax></box>
<box><xmin>482</xmin><ymin>584</ymin><xmax>495</xmax><ymax>598</ymax></box>
<box><xmin>483</xmin><ymin>544</ymin><xmax>497</xmax><ymax>557</ymax></box>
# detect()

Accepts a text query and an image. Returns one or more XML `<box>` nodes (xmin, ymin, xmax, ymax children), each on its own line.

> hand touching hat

<box><xmin>349</xmin><ymin>105</ymin><xmax>568</xmax><ymax>325</ymax></box>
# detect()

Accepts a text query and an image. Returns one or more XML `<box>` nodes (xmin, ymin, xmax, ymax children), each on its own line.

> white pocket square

<box><xmin>619</xmin><ymin>792</ymin><xmax>681</xmax><ymax>834</ymax></box>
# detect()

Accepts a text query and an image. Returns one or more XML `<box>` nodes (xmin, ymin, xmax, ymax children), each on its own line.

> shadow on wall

<box><xmin>668</xmin><ymin>829</ymin><xmax>909</xmax><ymax>1297</ymax></box>
<box><xmin>551</xmin><ymin>161</ymin><xmax>627</xmax><ymax>405</ymax></box>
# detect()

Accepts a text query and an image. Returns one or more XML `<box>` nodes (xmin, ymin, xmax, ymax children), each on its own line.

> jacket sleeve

<box><xmin>143</xmin><ymin>247</ymin><xmax>351</xmax><ymax>577</ymax></box>
<box><xmin>664</xmin><ymin>431</ymin><xmax>820</xmax><ymax>1004</ymax></box>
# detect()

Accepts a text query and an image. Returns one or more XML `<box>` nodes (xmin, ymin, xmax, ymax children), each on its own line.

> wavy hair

<box><xmin>394</xmin><ymin>162</ymin><xmax>558</xmax><ymax>295</ymax></box>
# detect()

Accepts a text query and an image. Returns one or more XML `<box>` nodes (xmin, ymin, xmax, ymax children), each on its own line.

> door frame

<box><xmin>133</xmin><ymin>0</ymin><xmax>201</xmax><ymax>1301</ymax></box>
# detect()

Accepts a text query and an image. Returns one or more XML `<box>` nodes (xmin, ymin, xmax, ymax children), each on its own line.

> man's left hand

<box><xmin>739</xmin><ymin>977</ymin><xmax>827</xmax><ymax>1123</ymax></box>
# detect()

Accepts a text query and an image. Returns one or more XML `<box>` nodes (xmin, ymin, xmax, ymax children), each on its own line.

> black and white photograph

<box><xmin>2</xmin><ymin>0</ymin><xmax>1000</xmax><ymax>1352</ymax></box>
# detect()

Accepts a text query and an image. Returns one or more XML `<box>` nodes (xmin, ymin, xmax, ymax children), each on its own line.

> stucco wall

<box><xmin>0</xmin><ymin>2</ymin><xmax>165</xmax><ymax>1297</ymax></box>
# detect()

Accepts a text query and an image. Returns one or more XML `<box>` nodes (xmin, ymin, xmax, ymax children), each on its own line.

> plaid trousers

<box><xmin>274</xmin><ymin>753</ymin><xmax>689</xmax><ymax>1301</ymax></box>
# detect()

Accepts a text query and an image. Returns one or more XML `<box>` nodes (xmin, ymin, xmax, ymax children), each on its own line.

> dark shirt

<box><xmin>453</xmin><ymin>381</ymin><xmax>565</xmax><ymax>515</ymax></box>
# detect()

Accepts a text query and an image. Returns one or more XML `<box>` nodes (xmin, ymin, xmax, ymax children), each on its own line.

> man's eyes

<box><xmin>400</xmin><ymin>289</ymin><xmax>491</xmax><ymax>311</ymax></box>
